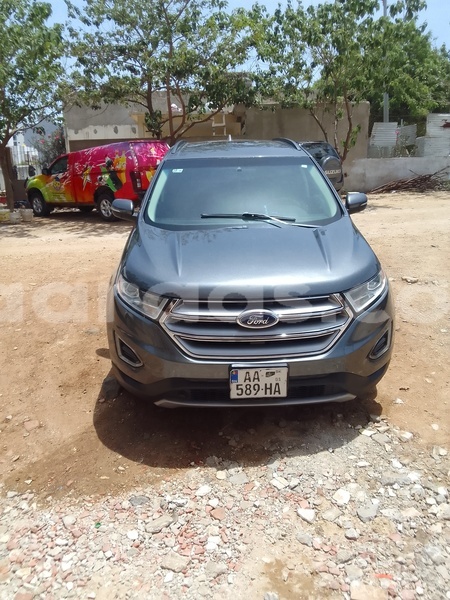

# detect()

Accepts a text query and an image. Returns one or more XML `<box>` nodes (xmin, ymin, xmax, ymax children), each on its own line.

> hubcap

<box><xmin>33</xmin><ymin>197</ymin><xmax>43</xmax><ymax>213</ymax></box>
<box><xmin>100</xmin><ymin>199</ymin><xmax>112</xmax><ymax>217</ymax></box>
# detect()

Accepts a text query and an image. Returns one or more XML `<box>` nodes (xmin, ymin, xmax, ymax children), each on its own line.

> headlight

<box><xmin>344</xmin><ymin>270</ymin><xmax>387</xmax><ymax>314</ymax></box>
<box><xmin>116</xmin><ymin>272</ymin><xmax>168</xmax><ymax>320</ymax></box>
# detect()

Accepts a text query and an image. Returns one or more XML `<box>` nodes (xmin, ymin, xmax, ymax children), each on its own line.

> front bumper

<box><xmin>107</xmin><ymin>288</ymin><xmax>394</xmax><ymax>408</ymax></box>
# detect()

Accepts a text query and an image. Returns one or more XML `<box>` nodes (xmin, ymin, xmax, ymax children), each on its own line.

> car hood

<box><xmin>122</xmin><ymin>217</ymin><xmax>379</xmax><ymax>300</ymax></box>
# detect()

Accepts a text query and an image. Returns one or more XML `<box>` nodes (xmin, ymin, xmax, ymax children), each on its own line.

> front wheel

<box><xmin>96</xmin><ymin>193</ymin><xmax>117</xmax><ymax>221</ymax></box>
<box><xmin>29</xmin><ymin>191</ymin><xmax>51</xmax><ymax>217</ymax></box>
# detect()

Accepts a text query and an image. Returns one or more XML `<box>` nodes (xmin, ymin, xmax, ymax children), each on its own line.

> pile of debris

<box><xmin>370</xmin><ymin>169</ymin><xmax>449</xmax><ymax>193</ymax></box>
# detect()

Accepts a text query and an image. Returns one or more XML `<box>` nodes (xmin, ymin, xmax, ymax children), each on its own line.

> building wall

<box><xmin>64</xmin><ymin>102</ymin><xmax>370</xmax><ymax>164</ymax></box>
<box><xmin>346</xmin><ymin>157</ymin><xmax>450</xmax><ymax>192</ymax></box>
<box><xmin>63</xmin><ymin>103</ymin><xmax>450</xmax><ymax>195</ymax></box>
<box><xmin>244</xmin><ymin>103</ymin><xmax>370</xmax><ymax>163</ymax></box>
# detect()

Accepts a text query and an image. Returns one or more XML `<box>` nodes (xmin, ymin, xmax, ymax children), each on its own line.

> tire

<box><xmin>96</xmin><ymin>192</ymin><xmax>117</xmax><ymax>221</ymax></box>
<box><xmin>79</xmin><ymin>206</ymin><xmax>94</xmax><ymax>213</ymax></box>
<box><xmin>29</xmin><ymin>191</ymin><xmax>51</xmax><ymax>217</ymax></box>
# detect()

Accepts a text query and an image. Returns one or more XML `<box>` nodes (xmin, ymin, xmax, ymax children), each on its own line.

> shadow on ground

<box><xmin>4</xmin><ymin>373</ymin><xmax>382</xmax><ymax>500</ymax></box>
<box><xmin>91</xmin><ymin>383</ymin><xmax>382</xmax><ymax>471</ymax></box>
<box><xmin>0</xmin><ymin>209</ymin><xmax>132</xmax><ymax>239</ymax></box>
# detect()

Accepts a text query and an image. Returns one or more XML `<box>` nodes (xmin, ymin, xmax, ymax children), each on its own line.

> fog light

<box><xmin>115</xmin><ymin>335</ymin><xmax>143</xmax><ymax>367</ymax></box>
<box><xmin>369</xmin><ymin>329</ymin><xmax>391</xmax><ymax>360</ymax></box>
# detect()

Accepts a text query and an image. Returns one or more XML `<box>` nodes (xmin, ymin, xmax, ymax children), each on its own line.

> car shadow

<box><xmin>0</xmin><ymin>209</ymin><xmax>132</xmax><ymax>239</ymax></box>
<box><xmin>92</xmin><ymin>372</ymin><xmax>382</xmax><ymax>470</ymax></box>
<box><xmin>3</xmin><ymin>369</ymin><xmax>382</xmax><ymax>500</ymax></box>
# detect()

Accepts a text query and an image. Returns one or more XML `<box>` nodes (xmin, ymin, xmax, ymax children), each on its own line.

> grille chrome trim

<box><xmin>175</xmin><ymin>323</ymin><xmax>342</xmax><ymax>343</ymax></box>
<box><xmin>160</xmin><ymin>295</ymin><xmax>352</xmax><ymax>360</ymax></box>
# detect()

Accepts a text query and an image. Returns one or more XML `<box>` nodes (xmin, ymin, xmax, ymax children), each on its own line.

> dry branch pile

<box><xmin>369</xmin><ymin>169</ymin><xmax>449</xmax><ymax>193</ymax></box>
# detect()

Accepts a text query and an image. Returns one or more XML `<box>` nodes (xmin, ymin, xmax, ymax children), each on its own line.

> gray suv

<box><xmin>107</xmin><ymin>139</ymin><xmax>393</xmax><ymax>408</ymax></box>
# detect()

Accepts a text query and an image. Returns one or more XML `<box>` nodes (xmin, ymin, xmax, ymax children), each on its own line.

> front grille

<box><xmin>160</xmin><ymin>295</ymin><xmax>352</xmax><ymax>360</ymax></box>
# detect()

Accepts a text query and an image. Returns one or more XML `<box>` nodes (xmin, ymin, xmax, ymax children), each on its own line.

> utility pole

<box><xmin>383</xmin><ymin>0</ymin><xmax>389</xmax><ymax>123</ymax></box>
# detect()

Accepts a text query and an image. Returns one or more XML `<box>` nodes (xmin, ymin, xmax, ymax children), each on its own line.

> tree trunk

<box><xmin>0</xmin><ymin>145</ymin><xmax>15</xmax><ymax>211</ymax></box>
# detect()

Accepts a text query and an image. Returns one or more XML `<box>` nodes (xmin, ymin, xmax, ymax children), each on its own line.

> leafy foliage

<box><xmin>32</xmin><ymin>126</ymin><xmax>66</xmax><ymax>168</ymax></box>
<box><xmin>0</xmin><ymin>0</ymin><xmax>66</xmax><ymax>207</ymax></box>
<box><xmin>252</xmin><ymin>0</ymin><xmax>450</xmax><ymax>161</ymax></box>
<box><xmin>67</xmin><ymin>0</ymin><xmax>257</xmax><ymax>144</ymax></box>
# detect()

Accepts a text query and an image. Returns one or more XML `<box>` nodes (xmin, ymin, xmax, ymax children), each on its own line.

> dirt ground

<box><xmin>0</xmin><ymin>192</ymin><xmax>449</xmax><ymax>501</ymax></box>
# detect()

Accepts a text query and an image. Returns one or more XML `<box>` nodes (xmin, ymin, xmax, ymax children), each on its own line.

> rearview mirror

<box><xmin>111</xmin><ymin>199</ymin><xmax>137</xmax><ymax>222</ymax></box>
<box><xmin>345</xmin><ymin>192</ymin><xmax>367</xmax><ymax>214</ymax></box>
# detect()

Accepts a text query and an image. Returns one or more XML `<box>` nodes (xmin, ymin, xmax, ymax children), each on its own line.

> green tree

<box><xmin>32</xmin><ymin>125</ymin><xmax>66</xmax><ymax>169</ymax></box>
<box><xmin>0</xmin><ymin>0</ymin><xmax>66</xmax><ymax>209</ymax></box>
<box><xmin>253</xmin><ymin>0</ymin><xmax>382</xmax><ymax>161</ymax></box>
<box><xmin>67</xmin><ymin>0</ymin><xmax>257</xmax><ymax>144</ymax></box>
<box><xmin>253</xmin><ymin>0</ymin><xmax>447</xmax><ymax>161</ymax></box>
<box><xmin>363</xmin><ymin>3</ymin><xmax>450</xmax><ymax>124</ymax></box>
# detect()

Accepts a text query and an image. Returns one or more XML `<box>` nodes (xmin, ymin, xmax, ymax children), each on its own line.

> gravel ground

<box><xmin>1</xmin><ymin>414</ymin><xmax>449</xmax><ymax>600</ymax></box>
<box><xmin>1</xmin><ymin>192</ymin><xmax>449</xmax><ymax>599</ymax></box>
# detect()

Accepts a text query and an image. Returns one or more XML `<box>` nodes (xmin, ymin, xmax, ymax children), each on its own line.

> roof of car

<box><xmin>167</xmin><ymin>139</ymin><xmax>311</xmax><ymax>159</ymax></box>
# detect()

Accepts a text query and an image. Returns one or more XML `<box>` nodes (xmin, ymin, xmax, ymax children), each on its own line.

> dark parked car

<box><xmin>107</xmin><ymin>138</ymin><xmax>394</xmax><ymax>408</ymax></box>
<box><xmin>299</xmin><ymin>141</ymin><xmax>344</xmax><ymax>191</ymax></box>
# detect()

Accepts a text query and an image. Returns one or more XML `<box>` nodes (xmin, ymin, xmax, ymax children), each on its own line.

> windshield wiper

<box><xmin>200</xmin><ymin>212</ymin><xmax>318</xmax><ymax>228</ymax></box>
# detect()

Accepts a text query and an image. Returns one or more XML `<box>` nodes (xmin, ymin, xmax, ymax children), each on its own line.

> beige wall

<box><xmin>346</xmin><ymin>156</ymin><xmax>450</xmax><ymax>192</ymax></box>
<box><xmin>64</xmin><ymin>102</ymin><xmax>370</xmax><ymax>165</ymax></box>
<box><xmin>244</xmin><ymin>103</ymin><xmax>370</xmax><ymax>163</ymax></box>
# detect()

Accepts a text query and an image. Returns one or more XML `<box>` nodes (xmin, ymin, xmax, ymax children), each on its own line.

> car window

<box><xmin>146</xmin><ymin>157</ymin><xmax>340</xmax><ymax>228</ymax></box>
<box><xmin>302</xmin><ymin>143</ymin><xmax>339</xmax><ymax>161</ymax></box>
<box><xmin>50</xmin><ymin>157</ymin><xmax>68</xmax><ymax>175</ymax></box>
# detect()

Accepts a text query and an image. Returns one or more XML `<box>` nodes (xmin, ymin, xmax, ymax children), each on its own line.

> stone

<box><xmin>345</xmin><ymin>564</ymin><xmax>363</xmax><ymax>580</ymax></box>
<box><xmin>210</xmin><ymin>507</ymin><xmax>226</xmax><ymax>521</ymax></box>
<box><xmin>23</xmin><ymin>420</ymin><xmax>40</xmax><ymax>432</ymax></box>
<box><xmin>216</xmin><ymin>471</ymin><xmax>227</xmax><ymax>480</ymax></box>
<box><xmin>335</xmin><ymin>549</ymin><xmax>354</xmax><ymax>564</ymax></box>
<box><xmin>101</xmin><ymin>376</ymin><xmax>121</xmax><ymax>400</ymax></box>
<box><xmin>372</xmin><ymin>433</ymin><xmax>390</xmax><ymax>445</ymax></box>
<box><xmin>402</xmin><ymin>507</ymin><xmax>421</xmax><ymax>519</ymax></box>
<box><xmin>436</xmin><ymin>504</ymin><xmax>450</xmax><ymax>521</ymax></box>
<box><xmin>381</xmin><ymin>473</ymin><xmax>409</xmax><ymax>486</ymax></box>
<box><xmin>205</xmin><ymin>561</ymin><xmax>228</xmax><ymax>579</ymax></box>
<box><xmin>129</xmin><ymin>495</ymin><xmax>149</xmax><ymax>507</ymax></box>
<box><xmin>62</xmin><ymin>515</ymin><xmax>76</xmax><ymax>529</ymax></box>
<box><xmin>345</xmin><ymin>528</ymin><xmax>359</xmax><ymax>540</ymax></box>
<box><xmin>350</xmin><ymin>582</ymin><xmax>389</xmax><ymax>599</ymax></box>
<box><xmin>431</xmin><ymin>446</ymin><xmax>448</xmax><ymax>459</ymax></box>
<box><xmin>126</xmin><ymin>530</ymin><xmax>139</xmax><ymax>541</ymax></box>
<box><xmin>322</xmin><ymin>507</ymin><xmax>342</xmax><ymax>522</ymax></box>
<box><xmin>161</xmin><ymin>552</ymin><xmax>190</xmax><ymax>573</ymax></box>
<box><xmin>424</xmin><ymin>545</ymin><xmax>445</xmax><ymax>565</ymax></box>
<box><xmin>296</xmin><ymin>532</ymin><xmax>313</xmax><ymax>547</ymax></box>
<box><xmin>297</xmin><ymin>508</ymin><xmax>315</xmax><ymax>524</ymax></box>
<box><xmin>229</xmin><ymin>472</ymin><xmax>249</xmax><ymax>485</ymax></box>
<box><xmin>357</xmin><ymin>504</ymin><xmax>378</xmax><ymax>523</ymax></box>
<box><xmin>270</xmin><ymin>476</ymin><xmax>289</xmax><ymax>490</ymax></box>
<box><xmin>145</xmin><ymin>514</ymin><xmax>174</xmax><ymax>534</ymax></box>
<box><xmin>196</xmin><ymin>485</ymin><xmax>212</xmax><ymax>497</ymax></box>
<box><xmin>333</xmin><ymin>489</ymin><xmax>351</xmax><ymax>506</ymax></box>
<box><xmin>360</xmin><ymin>428</ymin><xmax>376</xmax><ymax>437</ymax></box>
<box><xmin>399</xmin><ymin>591</ymin><xmax>416</xmax><ymax>600</ymax></box>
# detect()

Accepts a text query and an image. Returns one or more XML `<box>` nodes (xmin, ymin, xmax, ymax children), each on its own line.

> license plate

<box><xmin>229</xmin><ymin>366</ymin><xmax>288</xmax><ymax>399</ymax></box>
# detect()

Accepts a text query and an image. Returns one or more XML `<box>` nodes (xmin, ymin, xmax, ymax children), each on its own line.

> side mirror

<box><xmin>42</xmin><ymin>167</ymin><xmax>50</xmax><ymax>175</ymax></box>
<box><xmin>112</xmin><ymin>199</ymin><xmax>137</xmax><ymax>222</ymax></box>
<box><xmin>345</xmin><ymin>192</ymin><xmax>368</xmax><ymax>214</ymax></box>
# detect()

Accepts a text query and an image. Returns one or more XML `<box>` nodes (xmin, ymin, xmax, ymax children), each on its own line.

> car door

<box><xmin>44</xmin><ymin>155</ymin><xmax>74</xmax><ymax>204</ymax></box>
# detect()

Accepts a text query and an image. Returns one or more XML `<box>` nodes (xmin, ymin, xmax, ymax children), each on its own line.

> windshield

<box><xmin>145</xmin><ymin>157</ymin><xmax>341</xmax><ymax>229</ymax></box>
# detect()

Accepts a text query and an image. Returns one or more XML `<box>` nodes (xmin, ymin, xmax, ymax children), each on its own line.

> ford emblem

<box><xmin>237</xmin><ymin>309</ymin><xmax>279</xmax><ymax>329</ymax></box>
